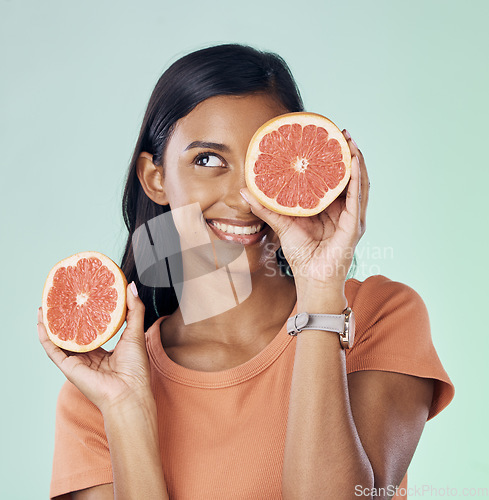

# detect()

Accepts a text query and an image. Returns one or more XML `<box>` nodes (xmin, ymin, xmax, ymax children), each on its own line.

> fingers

<box><xmin>345</xmin><ymin>155</ymin><xmax>361</xmax><ymax>226</ymax></box>
<box><xmin>343</xmin><ymin>129</ymin><xmax>369</xmax><ymax>235</ymax></box>
<box><xmin>37</xmin><ymin>307</ymin><xmax>87</xmax><ymax>381</ymax></box>
<box><xmin>239</xmin><ymin>188</ymin><xmax>293</xmax><ymax>240</ymax></box>
<box><xmin>120</xmin><ymin>282</ymin><xmax>146</xmax><ymax>345</ymax></box>
<box><xmin>343</xmin><ymin>129</ymin><xmax>365</xmax><ymax>166</ymax></box>
<box><xmin>38</xmin><ymin>307</ymin><xmax>69</xmax><ymax>368</ymax></box>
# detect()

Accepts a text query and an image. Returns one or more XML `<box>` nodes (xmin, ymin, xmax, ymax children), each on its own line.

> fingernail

<box><xmin>240</xmin><ymin>189</ymin><xmax>250</xmax><ymax>203</ymax></box>
<box><xmin>351</xmin><ymin>137</ymin><xmax>358</xmax><ymax>149</ymax></box>
<box><xmin>344</xmin><ymin>129</ymin><xmax>352</xmax><ymax>140</ymax></box>
<box><xmin>130</xmin><ymin>281</ymin><xmax>138</xmax><ymax>297</ymax></box>
<box><xmin>37</xmin><ymin>307</ymin><xmax>42</xmax><ymax>323</ymax></box>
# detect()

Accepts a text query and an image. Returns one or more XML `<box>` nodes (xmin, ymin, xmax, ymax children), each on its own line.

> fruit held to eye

<box><xmin>245</xmin><ymin>112</ymin><xmax>351</xmax><ymax>216</ymax></box>
<box><xmin>42</xmin><ymin>251</ymin><xmax>127</xmax><ymax>352</ymax></box>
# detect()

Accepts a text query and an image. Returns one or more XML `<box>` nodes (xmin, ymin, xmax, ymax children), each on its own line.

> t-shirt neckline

<box><xmin>146</xmin><ymin>301</ymin><xmax>297</xmax><ymax>389</ymax></box>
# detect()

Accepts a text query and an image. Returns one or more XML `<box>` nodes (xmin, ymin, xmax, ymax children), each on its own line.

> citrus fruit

<box><xmin>42</xmin><ymin>251</ymin><xmax>128</xmax><ymax>352</ymax></box>
<box><xmin>245</xmin><ymin>112</ymin><xmax>352</xmax><ymax>216</ymax></box>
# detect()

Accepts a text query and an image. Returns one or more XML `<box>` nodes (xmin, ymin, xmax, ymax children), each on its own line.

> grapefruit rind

<box><xmin>41</xmin><ymin>251</ymin><xmax>127</xmax><ymax>353</ymax></box>
<box><xmin>245</xmin><ymin>112</ymin><xmax>352</xmax><ymax>217</ymax></box>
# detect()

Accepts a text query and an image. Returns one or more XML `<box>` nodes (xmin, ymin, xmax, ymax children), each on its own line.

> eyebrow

<box><xmin>184</xmin><ymin>141</ymin><xmax>231</xmax><ymax>153</ymax></box>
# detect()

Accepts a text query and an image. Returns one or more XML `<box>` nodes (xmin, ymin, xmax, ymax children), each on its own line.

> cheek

<box><xmin>191</xmin><ymin>186</ymin><xmax>217</xmax><ymax>209</ymax></box>
<box><xmin>170</xmin><ymin>174</ymin><xmax>218</xmax><ymax>208</ymax></box>
<box><xmin>170</xmin><ymin>202</ymin><xmax>209</xmax><ymax>250</ymax></box>
<box><xmin>186</xmin><ymin>177</ymin><xmax>225</xmax><ymax>212</ymax></box>
<box><xmin>164</xmin><ymin>176</ymin><xmax>199</xmax><ymax>208</ymax></box>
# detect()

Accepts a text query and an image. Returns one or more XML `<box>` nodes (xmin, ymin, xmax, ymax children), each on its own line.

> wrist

<box><xmin>101</xmin><ymin>388</ymin><xmax>167</xmax><ymax>498</ymax></box>
<box><xmin>295</xmin><ymin>276</ymin><xmax>345</xmax><ymax>294</ymax></box>
<box><xmin>296</xmin><ymin>287</ymin><xmax>348</xmax><ymax>315</ymax></box>
<box><xmin>100</xmin><ymin>388</ymin><xmax>157</xmax><ymax>419</ymax></box>
<box><xmin>102</xmin><ymin>392</ymin><xmax>159</xmax><ymax>446</ymax></box>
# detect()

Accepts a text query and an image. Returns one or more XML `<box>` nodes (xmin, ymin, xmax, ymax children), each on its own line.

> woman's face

<box><xmin>159</xmin><ymin>93</ymin><xmax>289</xmax><ymax>273</ymax></box>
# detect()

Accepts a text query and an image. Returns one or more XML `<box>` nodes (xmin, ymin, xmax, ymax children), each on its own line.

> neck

<box><xmin>162</xmin><ymin>257</ymin><xmax>297</xmax><ymax>347</ymax></box>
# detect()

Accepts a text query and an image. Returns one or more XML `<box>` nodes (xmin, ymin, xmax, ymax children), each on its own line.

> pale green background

<box><xmin>1</xmin><ymin>0</ymin><xmax>488</xmax><ymax>498</ymax></box>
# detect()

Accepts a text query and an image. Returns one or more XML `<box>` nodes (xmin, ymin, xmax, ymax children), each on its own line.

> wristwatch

<box><xmin>286</xmin><ymin>307</ymin><xmax>355</xmax><ymax>349</ymax></box>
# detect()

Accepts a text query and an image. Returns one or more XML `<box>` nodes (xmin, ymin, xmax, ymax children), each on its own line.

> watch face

<box><xmin>342</xmin><ymin>307</ymin><xmax>355</xmax><ymax>349</ymax></box>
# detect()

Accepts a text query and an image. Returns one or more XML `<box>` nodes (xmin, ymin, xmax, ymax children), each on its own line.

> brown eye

<box><xmin>195</xmin><ymin>153</ymin><xmax>225</xmax><ymax>168</ymax></box>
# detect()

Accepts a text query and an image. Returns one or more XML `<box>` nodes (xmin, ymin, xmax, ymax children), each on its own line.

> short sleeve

<box><xmin>345</xmin><ymin>275</ymin><xmax>454</xmax><ymax>420</ymax></box>
<box><xmin>50</xmin><ymin>381</ymin><xmax>113</xmax><ymax>499</ymax></box>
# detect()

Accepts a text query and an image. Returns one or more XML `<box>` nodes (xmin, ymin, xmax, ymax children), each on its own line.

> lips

<box><xmin>205</xmin><ymin>219</ymin><xmax>268</xmax><ymax>245</ymax></box>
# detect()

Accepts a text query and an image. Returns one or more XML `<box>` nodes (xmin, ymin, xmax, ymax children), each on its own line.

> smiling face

<box><xmin>138</xmin><ymin>93</ymin><xmax>290</xmax><ymax>275</ymax></box>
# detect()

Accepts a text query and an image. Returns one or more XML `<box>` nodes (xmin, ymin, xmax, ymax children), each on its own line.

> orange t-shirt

<box><xmin>50</xmin><ymin>275</ymin><xmax>454</xmax><ymax>499</ymax></box>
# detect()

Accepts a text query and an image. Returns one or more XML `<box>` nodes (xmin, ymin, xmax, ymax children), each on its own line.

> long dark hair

<box><xmin>121</xmin><ymin>43</ymin><xmax>355</xmax><ymax>330</ymax></box>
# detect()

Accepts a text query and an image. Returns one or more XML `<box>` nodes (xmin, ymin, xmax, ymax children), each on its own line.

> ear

<box><xmin>136</xmin><ymin>152</ymin><xmax>169</xmax><ymax>206</ymax></box>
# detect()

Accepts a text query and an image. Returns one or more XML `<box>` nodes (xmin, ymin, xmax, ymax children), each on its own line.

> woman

<box><xmin>38</xmin><ymin>44</ymin><xmax>454</xmax><ymax>499</ymax></box>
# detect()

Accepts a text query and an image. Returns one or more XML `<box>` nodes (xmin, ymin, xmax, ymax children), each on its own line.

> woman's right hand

<box><xmin>38</xmin><ymin>282</ymin><xmax>153</xmax><ymax>414</ymax></box>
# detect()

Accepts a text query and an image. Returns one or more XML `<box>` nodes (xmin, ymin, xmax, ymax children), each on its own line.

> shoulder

<box><xmin>345</xmin><ymin>274</ymin><xmax>432</xmax><ymax>365</ymax></box>
<box><xmin>57</xmin><ymin>379</ymin><xmax>96</xmax><ymax>411</ymax></box>
<box><xmin>345</xmin><ymin>275</ymin><xmax>455</xmax><ymax>419</ymax></box>
<box><xmin>346</xmin><ymin>273</ymin><xmax>424</xmax><ymax>307</ymax></box>
<box><xmin>51</xmin><ymin>381</ymin><xmax>112</xmax><ymax>497</ymax></box>
<box><xmin>346</xmin><ymin>275</ymin><xmax>427</xmax><ymax>322</ymax></box>
<box><xmin>55</xmin><ymin>380</ymin><xmax>105</xmax><ymax>437</ymax></box>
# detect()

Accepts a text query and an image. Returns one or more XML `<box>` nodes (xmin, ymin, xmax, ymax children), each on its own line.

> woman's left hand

<box><xmin>240</xmin><ymin>130</ymin><xmax>369</xmax><ymax>292</ymax></box>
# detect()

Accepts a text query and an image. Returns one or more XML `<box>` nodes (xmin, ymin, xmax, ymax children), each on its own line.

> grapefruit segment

<box><xmin>245</xmin><ymin>112</ymin><xmax>351</xmax><ymax>216</ymax></box>
<box><xmin>42</xmin><ymin>251</ymin><xmax>127</xmax><ymax>352</ymax></box>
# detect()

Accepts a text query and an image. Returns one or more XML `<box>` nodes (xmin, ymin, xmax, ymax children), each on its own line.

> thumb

<box><xmin>239</xmin><ymin>188</ymin><xmax>291</xmax><ymax>239</ymax></box>
<box><xmin>121</xmin><ymin>281</ymin><xmax>146</xmax><ymax>343</ymax></box>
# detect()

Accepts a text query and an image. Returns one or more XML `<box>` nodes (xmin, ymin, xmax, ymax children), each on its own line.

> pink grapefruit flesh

<box><xmin>245</xmin><ymin>112</ymin><xmax>351</xmax><ymax>216</ymax></box>
<box><xmin>42</xmin><ymin>251</ymin><xmax>127</xmax><ymax>352</ymax></box>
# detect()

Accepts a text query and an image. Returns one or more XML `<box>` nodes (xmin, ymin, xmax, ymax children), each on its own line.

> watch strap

<box><xmin>287</xmin><ymin>312</ymin><xmax>345</xmax><ymax>336</ymax></box>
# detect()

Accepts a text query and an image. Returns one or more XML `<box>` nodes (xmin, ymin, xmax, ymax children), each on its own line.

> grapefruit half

<box><xmin>245</xmin><ymin>112</ymin><xmax>351</xmax><ymax>216</ymax></box>
<box><xmin>42</xmin><ymin>251</ymin><xmax>128</xmax><ymax>352</ymax></box>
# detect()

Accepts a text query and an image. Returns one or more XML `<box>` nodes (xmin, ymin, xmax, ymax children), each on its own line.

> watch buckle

<box><xmin>288</xmin><ymin>312</ymin><xmax>309</xmax><ymax>336</ymax></box>
<box><xmin>339</xmin><ymin>331</ymin><xmax>349</xmax><ymax>349</ymax></box>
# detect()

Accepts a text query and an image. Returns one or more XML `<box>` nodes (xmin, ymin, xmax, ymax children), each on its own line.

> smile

<box><xmin>205</xmin><ymin>219</ymin><xmax>268</xmax><ymax>245</ymax></box>
<box><xmin>209</xmin><ymin>221</ymin><xmax>264</xmax><ymax>235</ymax></box>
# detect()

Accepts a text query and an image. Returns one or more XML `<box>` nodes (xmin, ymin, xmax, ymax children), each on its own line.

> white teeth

<box><xmin>210</xmin><ymin>221</ymin><xmax>263</xmax><ymax>235</ymax></box>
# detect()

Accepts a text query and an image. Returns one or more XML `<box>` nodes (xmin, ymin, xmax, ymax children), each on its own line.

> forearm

<box><xmin>282</xmin><ymin>290</ymin><xmax>374</xmax><ymax>499</ymax></box>
<box><xmin>102</xmin><ymin>392</ymin><xmax>169</xmax><ymax>500</ymax></box>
